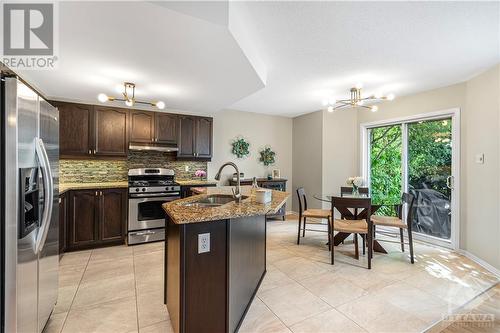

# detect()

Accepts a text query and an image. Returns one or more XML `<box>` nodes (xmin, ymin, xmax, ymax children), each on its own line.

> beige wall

<box><xmin>322</xmin><ymin>109</ymin><xmax>358</xmax><ymax>209</ymax></box>
<box><xmin>463</xmin><ymin>65</ymin><xmax>500</xmax><ymax>269</ymax></box>
<box><xmin>356</xmin><ymin>83</ymin><xmax>467</xmax><ymax>125</ymax></box>
<box><xmin>292</xmin><ymin>111</ymin><xmax>323</xmax><ymax>210</ymax></box>
<box><xmin>290</xmin><ymin>108</ymin><xmax>358</xmax><ymax>212</ymax></box>
<box><xmin>208</xmin><ymin>109</ymin><xmax>293</xmax><ymax>208</ymax></box>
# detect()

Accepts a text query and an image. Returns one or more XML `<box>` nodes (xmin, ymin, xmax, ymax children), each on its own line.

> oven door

<box><xmin>128</xmin><ymin>195</ymin><xmax>178</xmax><ymax>231</ymax></box>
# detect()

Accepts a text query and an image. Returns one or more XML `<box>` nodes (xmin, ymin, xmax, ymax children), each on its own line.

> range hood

<box><xmin>129</xmin><ymin>143</ymin><xmax>179</xmax><ymax>152</ymax></box>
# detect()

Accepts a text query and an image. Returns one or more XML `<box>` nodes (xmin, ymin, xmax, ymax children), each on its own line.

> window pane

<box><xmin>369</xmin><ymin>125</ymin><xmax>402</xmax><ymax>216</ymax></box>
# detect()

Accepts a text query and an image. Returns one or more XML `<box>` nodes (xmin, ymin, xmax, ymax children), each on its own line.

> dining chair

<box><xmin>371</xmin><ymin>192</ymin><xmax>415</xmax><ymax>263</ymax></box>
<box><xmin>296</xmin><ymin>187</ymin><xmax>332</xmax><ymax>248</ymax></box>
<box><xmin>340</xmin><ymin>186</ymin><xmax>369</xmax><ymax>253</ymax></box>
<box><xmin>330</xmin><ymin>196</ymin><xmax>373</xmax><ymax>269</ymax></box>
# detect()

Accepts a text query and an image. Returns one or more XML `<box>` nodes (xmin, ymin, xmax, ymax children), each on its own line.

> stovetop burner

<box><xmin>128</xmin><ymin>168</ymin><xmax>180</xmax><ymax>195</ymax></box>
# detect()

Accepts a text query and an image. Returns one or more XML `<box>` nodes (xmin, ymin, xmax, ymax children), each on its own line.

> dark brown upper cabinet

<box><xmin>178</xmin><ymin>116</ymin><xmax>196</xmax><ymax>158</ymax></box>
<box><xmin>94</xmin><ymin>106</ymin><xmax>128</xmax><ymax>157</ymax></box>
<box><xmin>155</xmin><ymin>113</ymin><xmax>178</xmax><ymax>144</ymax></box>
<box><xmin>56</xmin><ymin>100</ymin><xmax>211</xmax><ymax>161</ymax></box>
<box><xmin>130</xmin><ymin>110</ymin><xmax>178</xmax><ymax>144</ymax></box>
<box><xmin>57</xmin><ymin>102</ymin><xmax>93</xmax><ymax>157</ymax></box>
<box><xmin>57</xmin><ymin>101</ymin><xmax>128</xmax><ymax>158</ymax></box>
<box><xmin>178</xmin><ymin>116</ymin><xmax>213</xmax><ymax>160</ymax></box>
<box><xmin>195</xmin><ymin>117</ymin><xmax>213</xmax><ymax>158</ymax></box>
<box><xmin>129</xmin><ymin>110</ymin><xmax>155</xmax><ymax>143</ymax></box>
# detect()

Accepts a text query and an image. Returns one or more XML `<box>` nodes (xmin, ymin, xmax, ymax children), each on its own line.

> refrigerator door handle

<box><xmin>34</xmin><ymin>138</ymin><xmax>54</xmax><ymax>254</ymax></box>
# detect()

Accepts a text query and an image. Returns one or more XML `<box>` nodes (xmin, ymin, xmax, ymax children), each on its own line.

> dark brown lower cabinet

<box><xmin>67</xmin><ymin>188</ymin><xmax>127</xmax><ymax>251</ymax></box>
<box><xmin>59</xmin><ymin>192</ymin><xmax>68</xmax><ymax>254</ymax></box>
<box><xmin>99</xmin><ymin>189</ymin><xmax>128</xmax><ymax>242</ymax></box>
<box><xmin>165</xmin><ymin>215</ymin><xmax>266</xmax><ymax>333</ymax></box>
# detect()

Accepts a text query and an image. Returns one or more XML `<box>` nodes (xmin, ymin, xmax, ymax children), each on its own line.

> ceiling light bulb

<box><xmin>327</xmin><ymin>106</ymin><xmax>334</xmax><ymax>113</ymax></box>
<box><xmin>370</xmin><ymin>105</ymin><xmax>378</xmax><ymax>112</ymax></box>
<box><xmin>374</xmin><ymin>93</ymin><xmax>383</xmax><ymax>99</ymax></box>
<box><xmin>156</xmin><ymin>101</ymin><xmax>165</xmax><ymax>110</ymax></box>
<box><xmin>125</xmin><ymin>99</ymin><xmax>134</xmax><ymax>107</ymax></box>
<box><xmin>98</xmin><ymin>93</ymin><xmax>109</xmax><ymax>103</ymax></box>
<box><xmin>386</xmin><ymin>93</ymin><xmax>395</xmax><ymax>101</ymax></box>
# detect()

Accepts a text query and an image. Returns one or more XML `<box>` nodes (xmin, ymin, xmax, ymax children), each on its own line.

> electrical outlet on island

<box><xmin>198</xmin><ymin>233</ymin><xmax>210</xmax><ymax>254</ymax></box>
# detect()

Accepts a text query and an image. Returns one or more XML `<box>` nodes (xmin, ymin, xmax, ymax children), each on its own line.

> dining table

<box><xmin>313</xmin><ymin>192</ymin><xmax>389</xmax><ymax>254</ymax></box>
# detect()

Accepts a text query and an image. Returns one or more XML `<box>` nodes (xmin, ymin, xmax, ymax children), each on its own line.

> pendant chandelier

<box><xmin>98</xmin><ymin>82</ymin><xmax>165</xmax><ymax>109</ymax></box>
<box><xmin>325</xmin><ymin>85</ymin><xmax>394</xmax><ymax>112</ymax></box>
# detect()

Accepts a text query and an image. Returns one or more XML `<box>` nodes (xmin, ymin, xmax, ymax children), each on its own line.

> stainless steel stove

<box><xmin>128</xmin><ymin>168</ymin><xmax>180</xmax><ymax>245</ymax></box>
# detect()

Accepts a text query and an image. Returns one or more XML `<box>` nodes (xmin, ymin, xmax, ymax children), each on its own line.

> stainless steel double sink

<box><xmin>182</xmin><ymin>194</ymin><xmax>248</xmax><ymax>208</ymax></box>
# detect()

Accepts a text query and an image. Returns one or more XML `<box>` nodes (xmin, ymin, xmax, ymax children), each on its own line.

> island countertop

<box><xmin>162</xmin><ymin>186</ymin><xmax>289</xmax><ymax>224</ymax></box>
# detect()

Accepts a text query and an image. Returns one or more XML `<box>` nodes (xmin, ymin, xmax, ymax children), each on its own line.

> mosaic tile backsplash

<box><xmin>60</xmin><ymin>151</ymin><xmax>208</xmax><ymax>183</ymax></box>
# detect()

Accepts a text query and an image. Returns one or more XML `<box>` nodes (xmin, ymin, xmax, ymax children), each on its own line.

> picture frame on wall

<box><xmin>272</xmin><ymin>169</ymin><xmax>281</xmax><ymax>179</ymax></box>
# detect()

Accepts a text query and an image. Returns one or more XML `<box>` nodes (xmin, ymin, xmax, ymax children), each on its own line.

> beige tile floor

<box><xmin>44</xmin><ymin>220</ymin><xmax>499</xmax><ymax>333</ymax></box>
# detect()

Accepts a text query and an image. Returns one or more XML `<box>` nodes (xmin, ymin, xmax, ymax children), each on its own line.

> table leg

<box><xmin>333</xmin><ymin>232</ymin><xmax>350</xmax><ymax>246</ymax></box>
<box><xmin>373</xmin><ymin>240</ymin><xmax>388</xmax><ymax>254</ymax></box>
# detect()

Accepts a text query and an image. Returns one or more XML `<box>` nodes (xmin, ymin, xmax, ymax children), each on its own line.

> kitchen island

<box><xmin>162</xmin><ymin>186</ymin><xmax>289</xmax><ymax>333</ymax></box>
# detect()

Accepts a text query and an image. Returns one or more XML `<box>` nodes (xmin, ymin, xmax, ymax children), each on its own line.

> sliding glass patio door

<box><xmin>407</xmin><ymin>118</ymin><xmax>453</xmax><ymax>241</ymax></box>
<box><xmin>364</xmin><ymin>110</ymin><xmax>460</xmax><ymax>248</ymax></box>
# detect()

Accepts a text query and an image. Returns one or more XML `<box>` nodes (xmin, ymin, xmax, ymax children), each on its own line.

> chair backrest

<box><xmin>331</xmin><ymin>196</ymin><xmax>371</xmax><ymax>221</ymax></box>
<box><xmin>296</xmin><ymin>187</ymin><xmax>308</xmax><ymax>213</ymax></box>
<box><xmin>340</xmin><ymin>186</ymin><xmax>369</xmax><ymax>196</ymax></box>
<box><xmin>400</xmin><ymin>192</ymin><xmax>415</xmax><ymax>228</ymax></box>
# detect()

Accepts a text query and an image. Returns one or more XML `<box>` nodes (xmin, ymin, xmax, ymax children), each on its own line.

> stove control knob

<box><xmin>165</xmin><ymin>187</ymin><xmax>169</xmax><ymax>191</ymax></box>
<box><xmin>135</xmin><ymin>188</ymin><xmax>140</xmax><ymax>192</ymax></box>
<box><xmin>142</xmin><ymin>188</ymin><xmax>146</xmax><ymax>192</ymax></box>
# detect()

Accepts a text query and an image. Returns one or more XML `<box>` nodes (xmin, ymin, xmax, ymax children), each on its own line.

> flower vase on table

<box><xmin>347</xmin><ymin>176</ymin><xmax>364</xmax><ymax>196</ymax></box>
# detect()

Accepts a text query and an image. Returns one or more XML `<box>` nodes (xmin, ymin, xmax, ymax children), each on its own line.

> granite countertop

<box><xmin>176</xmin><ymin>179</ymin><xmax>218</xmax><ymax>186</ymax></box>
<box><xmin>163</xmin><ymin>186</ymin><xmax>290</xmax><ymax>224</ymax></box>
<box><xmin>59</xmin><ymin>181</ymin><xmax>129</xmax><ymax>194</ymax></box>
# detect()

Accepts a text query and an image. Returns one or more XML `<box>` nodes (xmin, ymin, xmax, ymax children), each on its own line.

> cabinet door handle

<box><xmin>95</xmin><ymin>191</ymin><xmax>98</xmax><ymax>196</ymax></box>
<box><xmin>88</xmin><ymin>149</ymin><xmax>91</xmax><ymax>155</ymax></box>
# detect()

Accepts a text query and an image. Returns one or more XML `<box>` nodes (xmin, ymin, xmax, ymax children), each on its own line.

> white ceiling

<box><xmin>18</xmin><ymin>1</ymin><xmax>500</xmax><ymax>117</ymax></box>
<box><xmin>18</xmin><ymin>1</ymin><xmax>265</xmax><ymax>114</ymax></box>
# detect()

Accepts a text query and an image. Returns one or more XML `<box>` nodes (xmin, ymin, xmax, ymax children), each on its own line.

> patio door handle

<box><xmin>446</xmin><ymin>176</ymin><xmax>454</xmax><ymax>190</ymax></box>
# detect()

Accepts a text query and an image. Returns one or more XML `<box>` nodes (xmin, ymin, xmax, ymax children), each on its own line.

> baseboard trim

<box><xmin>457</xmin><ymin>249</ymin><xmax>500</xmax><ymax>278</ymax></box>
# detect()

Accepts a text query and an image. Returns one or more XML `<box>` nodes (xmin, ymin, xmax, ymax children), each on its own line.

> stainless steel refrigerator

<box><xmin>2</xmin><ymin>75</ymin><xmax>59</xmax><ymax>333</ymax></box>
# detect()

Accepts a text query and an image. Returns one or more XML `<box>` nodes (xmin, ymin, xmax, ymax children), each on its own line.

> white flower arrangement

<box><xmin>346</xmin><ymin>176</ymin><xmax>364</xmax><ymax>187</ymax></box>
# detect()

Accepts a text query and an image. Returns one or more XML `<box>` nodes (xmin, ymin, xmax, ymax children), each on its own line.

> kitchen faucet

<box><xmin>214</xmin><ymin>162</ymin><xmax>242</xmax><ymax>202</ymax></box>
